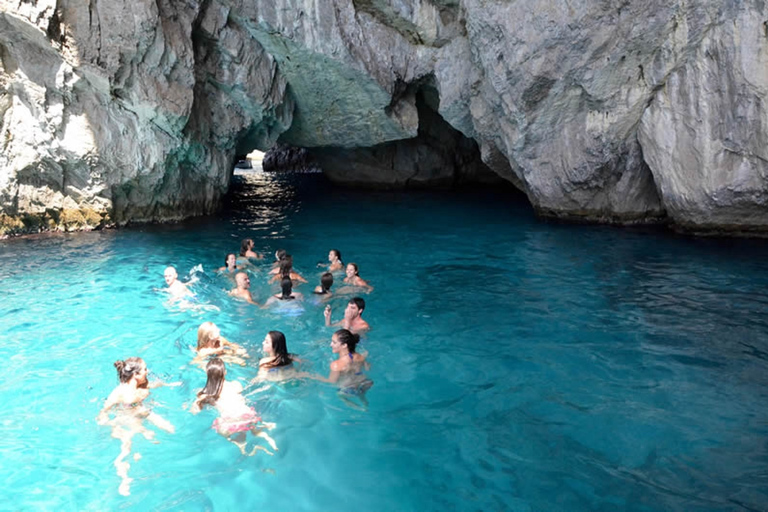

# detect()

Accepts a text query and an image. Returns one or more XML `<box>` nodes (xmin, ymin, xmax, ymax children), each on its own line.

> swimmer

<box><xmin>301</xmin><ymin>329</ymin><xmax>373</xmax><ymax>403</ymax></box>
<box><xmin>192</xmin><ymin>321</ymin><xmax>248</xmax><ymax>367</ymax></box>
<box><xmin>252</xmin><ymin>331</ymin><xmax>300</xmax><ymax>382</ymax></box>
<box><xmin>240</xmin><ymin>238</ymin><xmax>264</xmax><ymax>260</ymax></box>
<box><xmin>268</xmin><ymin>256</ymin><xmax>308</xmax><ymax>284</ymax></box>
<box><xmin>342</xmin><ymin>263</ymin><xmax>373</xmax><ymax>292</ymax></box>
<box><xmin>320</xmin><ymin>249</ymin><xmax>343</xmax><ymax>272</ymax></box>
<box><xmin>163</xmin><ymin>266</ymin><xmax>192</xmax><ymax>300</ymax></box>
<box><xmin>313</xmin><ymin>272</ymin><xmax>334</xmax><ymax>296</ymax></box>
<box><xmin>218</xmin><ymin>253</ymin><xmax>238</xmax><ymax>274</ymax></box>
<box><xmin>324</xmin><ymin>297</ymin><xmax>370</xmax><ymax>334</ymax></box>
<box><xmin>97</xmin><ymin>357</ymin><xmax>177</xmax><ymax>496</ymax></box>
<box><xmin>263</xmin><ymin>277</ymin><xmax>303</xmax><ymax>306</ymax></box>
<box><xmin>229</xmin><ymin>272</ymin><xmax>259</xmax><ymax>305</ymax></box>
<box><xmin>271</xmin><ymin>249</ymin><xmax>288</xmax><ymax>271</ymax></box>
<box><xmin>191</xmin><ymin>357</ymin><xmax>277</xmax><ymax>456</ymax></box>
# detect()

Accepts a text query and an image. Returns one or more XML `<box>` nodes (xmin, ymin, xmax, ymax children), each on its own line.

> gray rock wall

<box><xmin>1</xmin><ymin>0</ymin><xmax>767</xmax><ymax>235</ymax></box>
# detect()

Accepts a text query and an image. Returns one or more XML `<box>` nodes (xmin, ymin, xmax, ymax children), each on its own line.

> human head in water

<box><xmin>235</xmin><ymin>272</ymin><xmax>251</xmax><ymax>289</ymax></box>
<box><xmin>197</xmin><ymin>322</ymin><xmax>222</xmax><ymax>350</ymax></box>
<box><xmin>197</xmin><ymin>357</ymin><xmax>226</xmax><ymax>405</ymax></box>
<box><xmin>332</xmin><ymin>329</ymin><xmax>360</xmax><ymax>354</ymax></box>
<box><xmin>345</xmin><ymin>263</ymin><xmax>359</xmax><ymax>279</ymax></box>
<box><xmin>344</xmin><ymin>297</ymin><xmax>365</xmax><ymax>321</ymax></box>
<box><xmin>224</xmin><ymin>253</ymin><xmax>237</xmax><ymax>269</ymax></box>
<box><xmin>240</xmin><ymin>239</ymin><xmax>254</xmax><ymax>257</ymax></box>
<box><xmin>320</xmin><ymin>272</ymin><xmax>333</xmax><ymax>293</ymax></box>
<box><xmin>114</xmin><ymin>357</ymin><xmax>148</xmax><ymax>386</ymax></box>
<box><xmin>278</xmin><ymin>257</ymin><xmax>293</xmax><ymax>278</ymax></box>
<box><xmin>329</xmin><ymin>249</ymin><xmax>342</xmax><ymax>263</ymax></box>
<box><xmin>275</xmin><ymin>249</ymin><xmax>287</xmax><ymax>262</ymax></box>
<box><xmin>163</xmin><ymin>266</ymin><xmax>178</xmax><ymax>286</ymax></box>
<box><xmin>261</xmin><ymin>331</ymin><xmax>293</xmax><ymax>367</ymax></box>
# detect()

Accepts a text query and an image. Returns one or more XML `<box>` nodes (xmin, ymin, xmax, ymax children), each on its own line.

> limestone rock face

<box><xmin>638</xmin><ymin>4</ymin><xmax>768</xmax><ymax>233</ymax></box>
<box><xmin>1</xmin><ymin>0</ymin><xmax>767</xmax><ymax>234</ymax></box>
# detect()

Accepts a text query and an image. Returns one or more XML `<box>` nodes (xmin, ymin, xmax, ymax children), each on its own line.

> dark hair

<box><xmin>347</xmin><ymin>262</ymin><xmax>359</xmax><ymax>275</ymax></box>
<box><xmin>314</xmin><ymin>272</ymin><xmax>333</xmax><ymax>294</ymax></box>
<box><xmin>275</xmin><ymin>249</ymin><xmax>287</xmax><ymax>261</ymax></box>
<box><xmin>331</xmin><ymin>249</ymin><xmax>342</xmax><ymax>262</ymax></box>
<box><xmin>197</xmin><ymin>357</ymin><xmax>225</xmax><ymax>407</ymax></box>
<box><xmin>240</xmin><ymin>239</ymin><xmax>254</xmax><ymax>257</ymax></box>
<box><xmin>349</xmin><ymin>297</ymin><xmax>365</xmax><ymax>313</ymax></box>
<box><xmin>114</xmin><ymin>357</ymin><xmax>145</xmax><ymax>384</ymax></box>
<box><xmin>334</xmin><ymin>329</ymin><xmax>360</xmax><ymax>353</ymax></box>
<box><xmin>224</xmin><ymin>253</ymin><xmax>237</xmax><ymax>267</ymax></box>
<box><xmin>261</xmin><ymin>331</ymin><xmax>293</xmax><ymax>368</ymax></box>
<box><xmin>279</xmin><ymin>277</ymin><xmax>294</xmax><ymax>300</ymax></box>
<box><xmin>278</xmin><ymin>258</ymin><xmax>293</xmax><ymax>278</ymax></box>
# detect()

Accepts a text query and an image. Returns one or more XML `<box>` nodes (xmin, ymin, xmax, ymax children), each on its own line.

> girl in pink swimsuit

<box><xmin>191</xmin><ymin>357</ymin><xmax>277</xmax><ymax>455</ymax></box>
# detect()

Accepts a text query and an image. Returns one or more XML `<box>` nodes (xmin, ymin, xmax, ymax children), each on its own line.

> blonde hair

<box><xmin>197</xmin><ymin>322</ymin><xmax>220</xmax><ymax>350</ymax></box>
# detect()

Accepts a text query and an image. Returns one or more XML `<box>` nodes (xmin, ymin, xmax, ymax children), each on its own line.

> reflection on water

<box><xmin>1</xmin><ymin>170</ymin><xmax>768</xmax><ymax>510</ymax></box>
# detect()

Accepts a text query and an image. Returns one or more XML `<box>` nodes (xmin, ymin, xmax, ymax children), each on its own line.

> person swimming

<box><xmin>313</xmin><ymin>272</ymin><xmax>334</xmax><ymax>296</ymax></box>
<box><xmin>190</xmin><ymin>357</ymin><xmax>277</xmax><ymax>456</ymax></box>
<box><xmin>192</xmin><ymin>321</ymin><xmax>249</xmax><ymax>368</ymax></box>
<box><xmin>301</xmin><ymin>329</ymin><xmax>373</xmax><ymax>403</ymax></box>
<box><xmin>268</xmin><ymin>255</ymin><xmax>308</xmax><ymax>284</ymax></box>
<box><xmin>218</xmin><ymin>253</ymin><xmax>238</xmax><ymax>274</ymax></box>
<box><xmin>230</xmin><ymin>272</ymin><xmax>259</xmax><ymax>305</ymax></box>
<box><xmin>327</xmin><ymin>249</ymin><xmax>344</xmax><ymax>272</ymax></box>
<box><xmin>340</xmin><ymin>262</ymin><xmax>373</xmax><ymax>292</ymax></box>
<box><xmin>163</xmin><ymin>266</ymin><xmax>193</xmax><ymax>300</ymax></box>
<box><xmin>264</xmin><ymin>277</ymin><xmax>304</xmax><ymax>307</ymax></box>
<box><xmin>239</xmin><ymin>238</ymin><xmax>263</xmax><ymax>260</ymax></box>
<box><xmin>253</xmin><ymin>331</ymin><xmax>299</xmax><ymax>382</ymax></box>
<box><xmin>97</xmin><ymin>357</ymin><xmax>177</xmax><ymax>496</ymax></box>
<box><xmin>324</xmin><ymin>297</ymin><xmax>370</xmax><ymax>334</ymax></box>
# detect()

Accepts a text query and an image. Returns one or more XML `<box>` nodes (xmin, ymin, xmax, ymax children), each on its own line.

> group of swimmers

<box><xmin>98</xmin><ymin>241</ymin><xmax>376</xmax><ymax>496</ymax></box>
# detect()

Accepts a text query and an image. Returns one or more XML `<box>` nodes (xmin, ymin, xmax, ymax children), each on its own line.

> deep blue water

<box><xmin>1</xmin><ymin>171</ymin><xmax>768</xmax><ymax>511</ymax></box>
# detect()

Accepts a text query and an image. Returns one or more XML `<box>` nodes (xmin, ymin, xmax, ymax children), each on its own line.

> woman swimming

<box><xmin>191</xmin><ymin>357</ymin><xmax>277</xmax><ymax>455</ymax></box>
<box><xmin>253</xmin><ymin>331</ymin><xmax>299</xmax><ymax>382</ymax></box>
<box><xmin>327</xmin><ymin>249</ymin><xmax>343</xmax><ymax>272</ymax></box>
<box><xmin>218</xmin><ymin>253</ymin><xmax>238</xmax><ymax>274</ymax></box>
<box><xmin>192</xmin><ymin>322</ymin><xmax>249</xmax><ymax>367</ymax></box>
<box><xmin>268</xmin><ymin>256</ymin><xmax>308</xmax><ymax>284</ymax></box>
<box><xmin>240</xmin><ymin>238</ymin><xmax>263</xmax><ymax>260</ymax></box>
<box><xmin>264</xmin><ymin>277</ymin><xmax>304</xmax><ymax>306</ymax></box>
<box><xmin>313</xmin><ymin>272</ymin><xmax>334</xmax><ymax>297</ymax></box>
<box><xmin>342</xmin><ymin>262</ymin><xmax>373</xmax><ymax>292</ymax></box>
<box><xmin>97</xmin><ymin>357</ymin><xmax>176</xmax><ymax>496</ymax></box>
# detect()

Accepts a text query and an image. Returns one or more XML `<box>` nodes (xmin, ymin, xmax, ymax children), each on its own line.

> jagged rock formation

<box><xmin>1</xmin><ymin>0</ymin><xmax>767</xmax><ymax>235</ymax></box>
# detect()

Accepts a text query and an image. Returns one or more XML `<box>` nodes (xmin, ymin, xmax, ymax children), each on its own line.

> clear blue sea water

<box><xmin>1</xmin><ymin>171</ymin><xmax>768</xmax><ymax>511</ymax></box>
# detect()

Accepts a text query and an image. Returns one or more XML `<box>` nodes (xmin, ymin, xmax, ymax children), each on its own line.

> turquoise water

<box><xmin>2</xmin><ymin>171</ymin><xmax>768</xmax><ymax>511</ymax></box>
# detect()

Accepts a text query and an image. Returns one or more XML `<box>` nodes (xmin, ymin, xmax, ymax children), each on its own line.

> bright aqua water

<box><xmin>2</xmin><ymin>171</ymin><xmax>768</xmax><ymax>511</ymax></box>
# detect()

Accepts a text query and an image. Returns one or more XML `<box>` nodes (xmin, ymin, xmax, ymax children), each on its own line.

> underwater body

<box><xmin>1</xmin><ymin>171</ymin><xmax>768</xmax><ymax>511</ymax></box>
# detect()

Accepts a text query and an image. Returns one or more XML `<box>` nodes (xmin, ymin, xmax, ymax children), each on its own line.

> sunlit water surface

<box><xmin>1</xmin><ymin>172</ymin><xmax>768</xmax><ymax>511</ymax></box>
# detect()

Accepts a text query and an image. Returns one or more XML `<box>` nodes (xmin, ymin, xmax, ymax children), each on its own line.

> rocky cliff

<box><xmin>0</xmin><ymin>0</ymin><xmax>766</xmax><ymax>235</ymax></box>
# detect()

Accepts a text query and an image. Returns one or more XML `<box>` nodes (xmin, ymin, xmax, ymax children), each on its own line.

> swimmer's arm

<box><xmin>97</xmin><ymin>390</ymin><xmax>121</xmax><ymax>424</ymax></box>
<box><xmin>296</xmin><ymin>370</ymin><xmax>339</xmax><ymax>383</ymax></box>
<box><xmin>268</xmin><ymin>273</ymin><xmax>280</xmax><ymax>284</ymax></box>
<box><xmin>293</xmin><ymin>272</ymin><xmax>308</xmax><ymax>284</ymax></box>
<box><xmin>149</xmin><ymin>380</ymin><xmax>181</xmax><ymax>389</ymax></box>
<box><xmin>221</xmin><ymin>339</ymin><xmax>249</xmax><ymax>357</ymax></box>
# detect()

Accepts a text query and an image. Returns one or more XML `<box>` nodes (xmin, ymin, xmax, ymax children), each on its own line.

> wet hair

<box><xmin>275</xmin><ymin>249</ymin><xmax>287</xmax><ymax>261</ymax></box>
<box><xmin>278</xmin><ymin>258</ymin><xmax>293</xmax><ymax>278</ymax></box>
<box><xmin>197</xmin><ymin>321</ymin><xmax>221</xmax><ymax>350</ymax></box>
<box><xmin>347</xmin><ymin>262</ymin><xmax>359</xmax><ymax>275</ymax></box>
<box><xmin>279</xmin><ymin>277</ymin><xmax>295</xmax><ymax>300</ymax></box>
<box><xmin>334</xmin><ymin>329</ymin><xmax>360</xmax><ymax>353</ymax></box>
<box><xmin>197</xmin><ymin>357</ymin><xmax>226</xmax><ymax>407</ymax></box>
<box><xmin>315</xmin><ymin>272</ymin><xmax>333</xmax><ymax>294</ymax></box>
<box><xmin>224</xmin><ymin>253</ymin><xmax>237</xmax><ymax>267</ymax></box>
<box><xmin>261</xmin><ymin>331</ymin><xmax>293</xmax><ymax>368</ymax></box>
<box><xmin>114</xmin><ymin>357</ymin><xmax>146</xmax><ymax>384</ymax></box>
<box><xmin>349</xmin><ymin>297</ymin><xmax>365</xmax><ymax>313</ymax></box>
<box><xmin>240</xmin><ymin>239</ymin><xmax>254</xmax><ymax>257</ymax></box>
<box><xmin>330</xmin><ymin>249</ymin><xmax>342</xmax><ymax>263</ymax></box>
